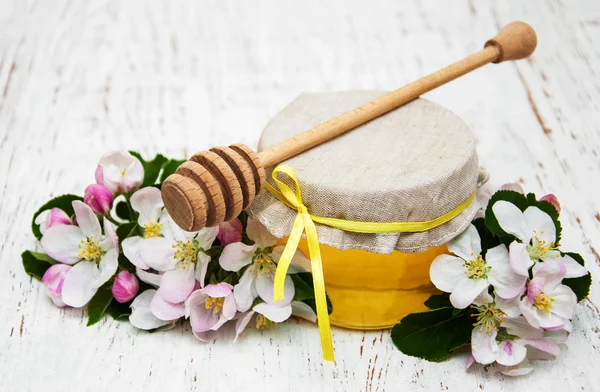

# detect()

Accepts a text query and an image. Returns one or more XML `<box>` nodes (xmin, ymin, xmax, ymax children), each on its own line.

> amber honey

<box><xmin>295</xmin><ymin>239</ymin><xmax>446</xmax><ymax>329</ymax></box>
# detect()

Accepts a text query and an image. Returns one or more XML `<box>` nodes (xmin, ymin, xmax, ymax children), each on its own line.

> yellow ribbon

<box><xmin>268</xmin><ymin>165</ymin><xmax>476</xmax><ymax>362</ymax></box>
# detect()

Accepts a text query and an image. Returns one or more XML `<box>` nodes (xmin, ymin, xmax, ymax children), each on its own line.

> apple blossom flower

<box><xmin>219</xmin><ymin>218</ymin><xmax>310</xmax><ymax>318</ymax></box>
<box><xmin>84</xmin><ymin>184</ymin><xmax>114</xmax><ymax>215</ymax></box>
<box><xmin>184</xmin><ymin>283</ymin><xmax>237</xmax><ymax>341</ymax></box>
<box><xmin>217</xmin><ymin>218</ymin><xmax>243</xmax><ymax>245</ymax></box>
<box><xmin>539</xmin><ymin>194</ymin><xmax>561</xmax><ymax>213</ymax></box>
<box><xmin>430</xmin><ymin>224</ymin><xmax>526</xmax><ymax>309</ymax></box>
<box><xmin>112</xmin><ymin>270</ymin><xmax>140</xmax><ymax>303</ymax></box>
<box><xmin>233</xmin><ymin>301</ymin><xmax>317</xmax><ymax>342</ymax></box>
<box><xmin>122</xmin><ymin>187</ymin><xmax>167</xmax><ymax>270</ymax></box>
<box><xmin>470</xmin><ymin>292</ymin><xmax>561</xmax><ymax>368</ymax></box>
<box><xmin>42</xmin><ymin>264</ymin><xmax>72</xmax><ymax>307</ymax></box>
<box><xmin>35</xmin><ymin>208</ymin><xmax>72</xmax><ymax>235</ymax></box>
<box><xmin>40</xmin><ymin>201</ymin><xmax>119</xmax><ymax>307</ymax></box>
<box><xmin>95</xmin><ymin>151</ymin><xmax>144</xmax><ymax>194</ymax></box>
<box><xmin>492</xmin><ymin>201</ymin><xmax>586</xmax><ymax>278</ymax></box>
<box><xmin>129</xmin><ymin>289</ymin><xmax>170</xmax><ymax>330</ymax></box>
<box><xmin>136</xmin><ymin>216</ymin><xmax>219</xmax><ymax>303</ymax></box>
<box><xmin>520</xmin><ymin>259</ymin><xmax>577</xmax><ymax>331</ymax></box>
<box><xmin>477</xmin><ymin>182</ymin><xmax>524</xmax><ymax>213</ymax></box>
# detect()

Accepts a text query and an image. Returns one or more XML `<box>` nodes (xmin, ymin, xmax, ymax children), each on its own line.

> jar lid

<box><xmin>248</xmin><ymin>91</ymin><xmax>480</xmax><ymax>254</ymax></box>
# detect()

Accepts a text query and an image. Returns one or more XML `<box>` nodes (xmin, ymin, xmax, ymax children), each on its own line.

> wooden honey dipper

<box><xmin>162</xmin><ymin>21</ymin><xmax>537</xmax><ymax>232</ymax></box>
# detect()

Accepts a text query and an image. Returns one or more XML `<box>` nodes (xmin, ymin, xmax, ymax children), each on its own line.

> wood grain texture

<box><xmin>0</xmin><ymin>0</ymin><xmax>599</xmax><ymax>391</ymax></box>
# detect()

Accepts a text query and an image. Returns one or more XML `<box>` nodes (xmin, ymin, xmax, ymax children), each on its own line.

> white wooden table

<box><xmin>1</xmin><ymin>1</ymin><xmax>599</xmax><ymax>390</ymax></box>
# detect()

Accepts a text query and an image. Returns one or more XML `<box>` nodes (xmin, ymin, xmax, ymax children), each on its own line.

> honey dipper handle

<box><xmin>258</xmin><ymin>21</ymin><xmax>537</xmax><ymax>167</ymax></box>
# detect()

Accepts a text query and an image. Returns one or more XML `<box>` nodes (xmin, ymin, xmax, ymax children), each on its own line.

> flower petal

<box><xmin>42</xmin><ymin>264</ymin><xmax>72</xmax><ymax>296</ymax></box>
<box><xmin>471</xmin><ymin>326</ymin><xmax>498</xmax><ymax>365</ymax></box>
<box><xmin>502</xmin><ymin>316</ymin><xmax>543</xmax><ymax>340</ymax></box>
<box><xmin>40</xmin><ymin>225</ymin><xmax>85</xmax><ymax>265</ymax></box>
<box><xmin>495</xmin><ymin>295</ymin><xmax>521</xmax><ymax>318</ymax></box>
<box><xmin>291</xmin><ymin>301</ymin><xmax>317</xmax><ymax>323</ymax></box>
<box><xmin>429</xmin><ymin>255</ymin><xmax>466</xmax><ymax>293</ymax></box>
<box><xmin>234</xmin><ymin>268</ymin><xmax>258</xmax><ymax>312</ymax></box>
<box><xmin>492</xmin><ymin>201</ymin><xmax>529</xmax><ymax>242</ymax></box>
<box><xmin>448</xmin><ymin>224</ymin><xmax>481</xmax><ymax>261</ymax></box>
<box><xmin>159</xmin><ymin>266</ymin><xmax>196</xmax><ymax>303</ymax></box>
<box><xmin>548</xmin><ymin>284</ymin><xmax>577</xmax><ymax>319</ymax></box>
<box><xmin>496</xmin><ymin>340</ymin><xmax>527</xmax><ymax>367</ymax></box>
<box><xmin>136</xmin><ymin>267</ymin><xmax>162</xmax><ymax>287</ymax></box>
<box><xmin>201</xmin><ymin>282</ymin><xmax>234</xmax><ymax>298</ymax></box>
<box><xmin>72</xmin><ymin>200</ymin><xmax>102</xmax><ymax>241</ymax></box>
<box><xmin>449</xmin><ymin>277</ymin><xmax>489</xmax><ymax>309</ymax></box>
<box><xmin>486</xmin><ymin>244</ymin><xmax>527</xmax><ymax>299</ymax></box>
<box><xmin>150</xmin><ymin>290</ymin><xmax>185</xmax><ymax>321</ymax></box>
<box><xmin>139</xmin><ymin>237</ymin><xmax>177</xmax><ymax>271</ymax></box>
<box><xmin>61</xmin><ymin>261</ymin><xmax>99</xmax><ymax>308</ymax></box>
<box><xmin>102</xmin><ymin>218</ymin><xmax>119</xmax><ymax>252</ymax></box>
<box><xmin>523</xmin><ymin>206</ymin><xmax>556</xmax><ymax>245</ymax></box>
<box><xmin>558</xmin><ymin>254</ymin><xmax>588</xmax><ymax>279</ymax></box>
<box><xmin>129</xmin><ymin>290</ymin><xmax>170</xmax><ymax>330</ymax></box>
<box><xmin>222</xmin><ymin>294</ymin><xmax>237</xmax><ymax>320</ymax></box>
<box><xmin>508</xmin><ymin>241</ymin><xmax>533</xmax><ymax>277</ymax></box>
<box><xmin>195</xmin><ymin>226</ymin><xmax>219</xmax><ymax>250</ymax></box>
<box><xmin>256</xmin><ymin>274</ymin><xmax>294</xmax><ymax>305</ymax></box>
<box><xmin>217</xmin><ymin>219</ymin><xmax>243</xmax><ymax>246</ymax></box>
<box><xmin>533</xmin><ymin>259</ymin><xmax>566</xmax><ymax>292</ymax></box>
<box><xmin>122</xmin><ymin>237</ymin><xmax>150</xmax><ymax>270</ymax></box>
<box><xmin>195</xmin><ymin>252</ymin><xmax>211</xmax><ymax>288</ymax></box>
<box><xmin>253</xmin><ymin>302</ymin><xmax>292</xmax><ymax>323</ymax></box>
<box><xmin>131</xmin><ymin>187</ymin><xmax>164</xmax><ymax>226</ymax></box>
<box><xmin>472</xmin><ymin>290</ymin><xmax>493</xmax><ymax>307</ymax></box>
<box><xmin>234</xmin><ymin>311</ymin><xmax>255</xmax><ymax>342</ymax></box>
<box><xmin>526</xmin><ymin>277</ymin><xmax>544</xmax><ymax>304</ymax></box>
<box><xmin>500</xmin><ymin>358</ymin><xmax>534</xmax><ymax>377</ymax></box>
<box><xmin>246</xmin><ymin>218</ymin><xmax>278</xmax><ymax>249</ymax></box>
<box><xmin>519</xmin><ymin>297</ymin><xmax>542</xmax><ymax>329</ymax></box>
<box><xmin>96</xmin><ymin>248</ymin><xmax>118</xmax><ymax>287</ymax></box>
<box><xmin>189</xmin><ymin>304</ymin><xmax>219</xmax><ymax>332</ymax></box>
<box><xmin>219</xmin><ymin>242</ymin><xmax>256</xmax><ymax>272</ymax></box>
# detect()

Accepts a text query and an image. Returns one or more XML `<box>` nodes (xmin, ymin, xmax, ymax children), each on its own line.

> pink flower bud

<box><xmin>36</xmin><ymin>208</ymin><xmax>73</xmax><ymax>234</ymax></box>
<box><xmin>42</xmin><ymin>264</ymin><xmax>72</xmax><ymax>296</ymax></box>
<box><xmin>217</xmin><ymin>218</ymin><xmax>243</xmax><ymax>245</ymax></box>
<box><xmin>84</xmin><ymin>184</ymin><xmax>114</xmax><ymax>215</ymax></box>
<box><xmin>540</xmin><ymin>194</ymin><xmax>561</xmax><ymax>213</ymax></box>
<box><xmin>112</xmin><ymin>271</ymin><xmax>140</xmax><ymax>303</ymax></box>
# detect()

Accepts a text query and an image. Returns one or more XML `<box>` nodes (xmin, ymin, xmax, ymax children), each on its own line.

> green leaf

<box><xmin>115</xmin><ymin>201</ymin><xmax>131</xmax><ymax>220</ymax></box>
<box><xmin>107</xmin><ymin>300</ymin><xmax>132</xmax><ymax>321</ymax></box>
<box><xmin>87</xmin><ymin>282</ymin><xmax>114</xmax><ymax>326</ymax></box>
<box><xmin>129</xmin><ymin>151</ymin><xmax>168</xmax><ymax>187</ymax></box>
<box><xmin>159</xmin><ymin>159</ymin><xmax>186</xmax><ymax>183</ymax></box>
<box><xmin>291</xmin><ymin>273</ymin><xmax>333</xmax><ymax>314</ymax></box>
<box><xmin>424</xmin><ymin>293</ymin><xmax>452</xmax><ymax>310</ymax></box>
<box><xmin>21</xmin><ymin>251</ymin><xmax>58</xmax><ymax>280</ymax></box>
<box><xmin>562</xmin><ymin>252</ymin><xmax>591</xmax><ymax>302</ymax></box>
<box><xmin>485</xmin><ymin>190</ymin><xmax>562</xmax><ymax>245</ymax></box>
<box><xmin>391</xmin><ymin>308</ymin><xmax>473</xmax><ymax>362</ymax></box>
<box><xmin>116</xmin><ymin>221</ymin><xmax>139</xmax><ymax>243</ymax></box>
<box><xmin>31</xmin><ymin>194</ymin><xmax>83</xmax><ymax>240</ymax></box>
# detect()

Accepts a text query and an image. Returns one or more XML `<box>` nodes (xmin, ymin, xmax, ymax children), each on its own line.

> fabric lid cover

<box><xmin>248</xmin><ymin>91</ymin><xmax>481</xmax><ymax>254</ymax></box>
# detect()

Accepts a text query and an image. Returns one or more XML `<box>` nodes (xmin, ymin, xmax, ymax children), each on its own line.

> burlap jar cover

<box><xmin>249</xmin><ymin>90</ymin><xmax>481</xmax><ymax>254</ymax></box>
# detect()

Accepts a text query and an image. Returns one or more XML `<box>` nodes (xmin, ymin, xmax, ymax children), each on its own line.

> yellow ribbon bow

<box><xmin>266</xmin><ymin>165</ymin><xmax>476</xmax><ymax>362</ymax></box>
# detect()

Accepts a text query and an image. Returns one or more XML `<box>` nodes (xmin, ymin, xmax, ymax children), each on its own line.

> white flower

<box><xmin>96</xmin><ymin>151</ymin><xmax>144</xmax><ymax>194</ymax></box>
<box><xmin>492</xmin><ymin>201</ymin><xmax>587</xmax><ymax>278</ymax></box>
<box><xmin>40</xmin><ymin>201</ymin><xmax>118</xmax><ymax>307</ymax></box>
<box><xmin>122</xmin><ymin>187</ymin><xmax>167</xmax><ymax>270</ymax></box>
<box><xmin>520</xmin><ymin>259</ymin><xmax>577</xmax><ymax>331</ymax></box>
<box><xmin>470</xmin><ymin>292</ymin><xmax>561</xmax><ymax>369</ymax></box>
<box><xmin>129</xmin><ymin>289</ymin><xmax>170</xmax><ymax>330</ymax></box>
<box><xmin>219</xmin><ymin>218</ymin><xmax>310</xmax><ymax>321</ymax></box>
<box><xmin>136</xmin><ymin>214</ymin><xmax>218</xmax><ymax>304</ymax></box>
<box><xmin>430</xmin><ymin>224</ymin><xmax>526</xmax><ymax>309</ymax></box>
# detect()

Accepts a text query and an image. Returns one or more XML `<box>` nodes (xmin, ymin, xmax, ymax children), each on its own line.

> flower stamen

<box><xmin>527</xmin><ymin>231</ymin><xmax>557</xmax><ymax>260</ymax></box>
<box><xmin>77</xmin><ymin>238</ymin><xmax>102</xmax><ymax>263</ymax></box>
<box><xmin>464</xmin><ymin>254</ymin><xmax>490</xmax><ymax>279</ymax></box>
<box><xmin>250</xmin><ymin>252</ymin><xmax>276</xmax><ymax>279</ymax></box>
<box><xmin>144</xmin><ymin>222</ymin><xmax>162</xmax><ymax>238</ymax></box>
<box><xmin>533</xmin><ymin>293</ymin><xmax>554</xmax><ymax>314</ymax></box>
<box><xmin>255</xmin><ymin>314</ymin><xmax>277</xmax><ymax>329</ymax></box>
<box><xmin>471</xmin><ymin>302</ymin><xmax>504</xmax><ymax>333</ymax></box>
<box><xmin>172</xmin><ymin>240</ymin><xmax>199</xmax><ymax>265</ymax></box>
<box><xmin>205</xmin><ymin>297</ymin><xmax>224</xmax><ymax>313</ymax></box>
